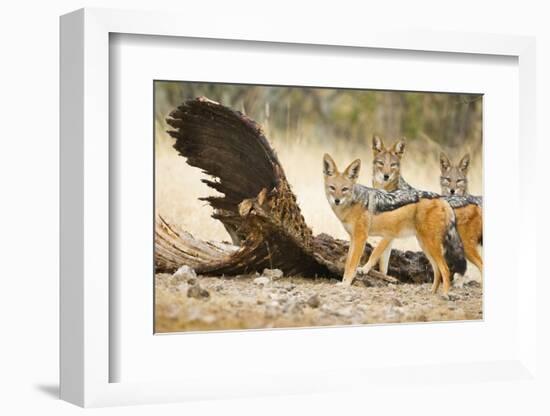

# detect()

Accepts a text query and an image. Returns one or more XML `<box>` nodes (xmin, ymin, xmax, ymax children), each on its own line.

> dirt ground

<box><xmin>155</xmin><ymin>269</ymin><xmax>483</xmax><ymax>333</ymax></box>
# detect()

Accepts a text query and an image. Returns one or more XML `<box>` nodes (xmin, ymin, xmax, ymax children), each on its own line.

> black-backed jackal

<box><xmin>323</xmin><ymin>154</ymin><xmax>466</xmax><ymax>296</ymax></box>
<box><xmin>439</xmin><ymin>152</ymin><xmax>483</xmax><ymax>273</ymax></box>
<box><xmin>439</xmin><ymin>152</ymin><xmax>471</xmax><ymax>197</ymax></box>
<box><xmin>370</xmin><ymin>135</ymin><xmax>483</xmax><ymax>276</ymax></box>
<box><xmin>371</xmin><ymin>136</ymin><xmax>412</xmax><ymax>274</ymax></box>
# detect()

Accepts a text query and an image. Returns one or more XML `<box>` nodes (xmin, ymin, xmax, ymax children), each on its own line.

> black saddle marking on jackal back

<box><xmin>399</xmin><ymin>176</ymin><xmax>483</xmax><ymax>209</ymax></box>
<box><xmin>397</xmin><ymin>177</ymin><xmax>415</xmax><ymax>191</ymax></box>
<box><xmin>444</xmin><ymin>194</ymin><xmax>483</xmax><ymax>208</ymax></box>
<box><xmin>352</xmin><ymin>179</ymin><xmax>482</xmax><ymax>214</ymax></box>
<box><xmin>352</xmin><ymin>184</ymin><xmax>433</xmax><ymax>213</ymax></box>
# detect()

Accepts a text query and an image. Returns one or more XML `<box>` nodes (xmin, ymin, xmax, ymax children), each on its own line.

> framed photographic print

<box><xmin>60</xmin><ymin>7</ymin><xmax>539</xmax><ymax>408</ymax></box>
<box><xmin>154</xmin><ymin>81</ymin><xmax>484</xmax><ymax>333</ymax></box>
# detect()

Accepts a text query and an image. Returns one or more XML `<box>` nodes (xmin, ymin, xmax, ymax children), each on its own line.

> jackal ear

<box><xmin>323</xmin><ymin>153</ymin><xmax>337</xmax><ymax>176</ymax></box>
<box><xmin>344</xmin><ymin>159</ymin><xmax>361</xmax><ymax>180</ymax></box>
<box><xmin>458</xmin><ymin>153</ymin><xmax>470</xmax><ymax>173</ymax></box>
<box><xmin>440</xmin><ymin>152</ymin><xmax>451</xmax><ymax>172</ymax></box>
<box><xmin>392</xmin><ymin>138</ymin><xmax>406</xmax><ymax>158</ymax></box>
<box><xmin>372</xmin><ymin>135</ymin><xmax>384</xmax><ymax>155</ymax></box>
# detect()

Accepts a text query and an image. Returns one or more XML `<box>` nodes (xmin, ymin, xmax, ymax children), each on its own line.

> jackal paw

<box><xmin>452</xmin><ymin>273</ymin><xmax>467</xmax><ymax>288</ymax></box>
<box><xmin>336</xmin><ymin>280</ymin><xmax>353</xmax><ymax>287</ymax></box>
<box><xmin>357</xmin><ymin>265</ymin><xmax>371</xmax><ymax>275</ymax></box>
<box><xmin>441</xmin><ymin>293</ymin><xmax>458</xmax><ymax>301</ymax></box>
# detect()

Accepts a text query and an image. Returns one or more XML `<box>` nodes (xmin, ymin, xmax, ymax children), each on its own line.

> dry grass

<box><xmin>154</xmin><ymin>110</ymin><xmax>484</xmax><ymax>332</ymax></box>
<box><xmin>155</xmin><ymin>122</ymin><xmax>482</xmax><ymax>253</ymax></box>
<box><xmin>155</xmin><ymin>127</ymin><xmax>229</xmax><ymax>242</ymax></box>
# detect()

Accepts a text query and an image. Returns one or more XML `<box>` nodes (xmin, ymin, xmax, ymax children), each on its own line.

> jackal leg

<box><xmin>464</xmin><ymin>240</ymin><xmax>483</xmax><ymax>275</ymax></box>
<box><xmin>417</xmin><ymin>239</ymin><xmax>449</xmax><ymax>296</ymax></box>
<box><xmin>456</xmin><ymin>208</ymin><xmax>483</xmax><ymax>276</ymax></box>
<box><xmin>378</xmin><ymin>241</ymin><xmax>393</xmax><ymax>275</ymax></box>
<box><xmin>342</xmin><ymin>230</ymin><xmax>368</xmax><ymax>286</ymax></box>
<box><xmin>424</xmin><ymin>253</ymin><xmax>441</xmax><ymax>294</ymax></box>
<box><xmin>434</xmin><ymin>252</ymin><xmax>451</xmax><ymax>296</ymax></box>
<box><xmin>427</xmin><ymin>248</ymin><xmax>451</xmax><ymax>296</ymax></box>
<box><xmin>357</xmin><ymin>238</ymin><xmax>393</xmax><ymax>277</ymax></box>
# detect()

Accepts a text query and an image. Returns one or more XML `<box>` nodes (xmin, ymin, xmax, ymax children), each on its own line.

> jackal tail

<box><xmin>444</xmin><ymin>215</ymin><xmax>467</xmax><ymax>276</ymax></box>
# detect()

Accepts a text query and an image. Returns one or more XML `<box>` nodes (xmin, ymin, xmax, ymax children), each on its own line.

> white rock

<box><xmin>172</xmin><ymin>265</ymin><xmax>197</xmax><ymax>282</ymax></box>
<box><xmin>176</xmin><ymin>283</ymin><xmax>189</xmax><ymax>293</ymax></box>
<box><xmin>254</xmin><ymin>276</ymin><xmax>271</xmax><ymax>286</ymax></box>
<box><xmin>262</xmin><ymin>268</ymin><xmax>284</xmax><ymax>280</ymax></box>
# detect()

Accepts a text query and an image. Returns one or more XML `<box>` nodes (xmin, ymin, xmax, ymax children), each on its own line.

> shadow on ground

<box><xmin>35</xmin><ymin>384</ymin><xmax>59</xmax><ymax>399</ymax></box>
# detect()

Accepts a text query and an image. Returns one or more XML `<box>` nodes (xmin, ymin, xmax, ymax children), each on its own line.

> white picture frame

<box><xmin>60</xmin><ymin>7</ymin><xmax>538</xmax><ymax>408</ymax></box>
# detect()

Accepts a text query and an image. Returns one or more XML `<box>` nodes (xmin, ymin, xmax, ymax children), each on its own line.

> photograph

<box><xmin>154</xmin><ymin>81</ymin><xmax>483</xmax><ymax>333</ymax></box>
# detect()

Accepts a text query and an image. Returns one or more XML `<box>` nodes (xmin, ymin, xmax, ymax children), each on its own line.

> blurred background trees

<box><xmin>155</xmin><ymin>81</ymin><xmax>482</xmax><ymax>157</ymax></box>
<box><xmin>154</xmin><ymin>81</ymin><xmax>482</xmax><ymax>243</ymax></box>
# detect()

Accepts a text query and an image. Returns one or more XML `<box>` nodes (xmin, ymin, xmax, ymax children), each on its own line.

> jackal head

<box><xmin>371</xmin><ymin>135</ymin><xmax>406</xmax><ymax>190</ymax></box>
<box><xmin>439</xmin><ymin>152</ymin><xmax>470</xmax><ymax>196</ymax></box>
<box><xmin>322</xmin><ymin>153</ymin><xmax>361</xmax><ymax>208</ymax></box>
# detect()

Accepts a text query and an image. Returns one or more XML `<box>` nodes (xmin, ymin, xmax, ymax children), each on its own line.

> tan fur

<box><xmin>370</xmin><ymin>141</ymin><xmax>483</xmax><ymax>277</ymax></box>
<box><xmin>440</xmin><ymin>152</ymin><xmax>470</xmax><ymax>196</ymax></box>
<box><xmin>323</xmin><ymin>154</ymin><xmax>455</xmax><ymax>296</ymax></box>
<box><xmin>372</xmin><ymin>135</ymin><xmax>405</xmax><ymax>191</ymax></box>
<box><xmin>454</xmin><ymin>205</ymin><xmax>483</xmax><ymax>272</ymax></box>
<box><xmin>439</xmin><ymin>152</ymin><xmax>483</xmax><ymax>274</ymax></box>
<box><xmin>371</xmin><ymin>136</ymin><xmax>405</xmax><ymax>274</ymax></box>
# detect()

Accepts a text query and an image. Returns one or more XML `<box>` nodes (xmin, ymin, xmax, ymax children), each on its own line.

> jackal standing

<box><xmin>439</xmin><ymin>152</ymin><xmax>483</xmax><ymax>273</ymax></box>
<box><xmin>370</xmin><ymin>135</ymin><xmax>482</xmax><ymax>276</ymax></box>
<box><xmin>323</xmin><ymin>153</ymin><xmax>466</xmax><ymax>296</ymax></box>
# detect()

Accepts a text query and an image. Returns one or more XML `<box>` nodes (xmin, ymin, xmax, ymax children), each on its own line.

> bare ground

<box><xmin>155</xmin><ymin>271</ymin><xmax>483</xmax><ymax>333</ymax></box>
